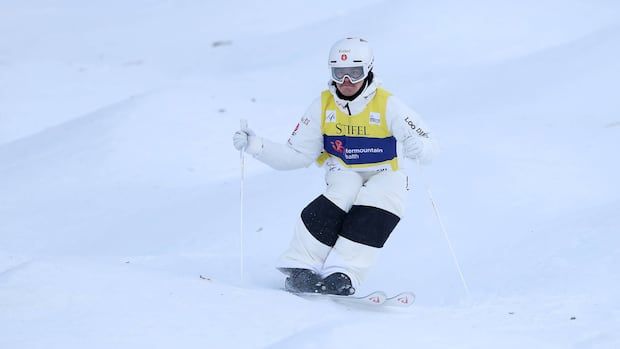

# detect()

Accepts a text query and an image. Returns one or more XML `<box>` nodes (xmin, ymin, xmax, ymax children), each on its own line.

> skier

<box><xmin>233</xmin><ymin>37</ymin><xmax>437</xmax><ymax>296</ymax></box>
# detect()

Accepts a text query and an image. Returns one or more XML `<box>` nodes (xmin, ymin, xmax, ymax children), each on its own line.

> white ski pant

<box><xmin>277</xmin><ymin>169</ymin><xmax>408</xmax><ymax>288</ymax></box>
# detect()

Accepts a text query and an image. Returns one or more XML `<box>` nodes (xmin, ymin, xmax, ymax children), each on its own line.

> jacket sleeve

<box><xmin>387</xmin><ymin>96</ymin><xmax>439</xmax><ymax>165</ymax></box>
<box><xmin>252</xmin><ymin>98</ymin><xmax>324</xmax><ymax>170</ymax></box>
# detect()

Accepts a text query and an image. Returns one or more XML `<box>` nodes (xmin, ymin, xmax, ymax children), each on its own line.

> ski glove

<box><xmin>403</xmin><ymin>135</ymin><xmax>424</xmax><ymax>159</ymax></box>
<box><xmin>233</xmin><ymin>123</ymin><xmax>262</xmax><ymax>155</ymax></box>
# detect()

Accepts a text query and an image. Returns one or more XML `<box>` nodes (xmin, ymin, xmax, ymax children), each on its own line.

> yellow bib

<box><xmin>317</xmin><ymin>87</ymin><xmax>399</xmax><ymax>171</ymax></box>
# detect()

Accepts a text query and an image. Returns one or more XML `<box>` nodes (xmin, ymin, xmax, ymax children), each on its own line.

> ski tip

<box><xmin>385</xmin><ymin>292</ymin><xmax>416</xmax><ymax>307</ymax></box>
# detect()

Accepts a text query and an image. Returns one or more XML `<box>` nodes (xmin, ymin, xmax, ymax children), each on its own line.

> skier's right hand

<box><xmin>233</xmin><ymin>123</ymin><xmax>262</xmax><ymax>154</ymax></box>
<box><xmin>233</xmin><ymin>127</ymin><xmax>254</xmax><ymax>151</ymax></box>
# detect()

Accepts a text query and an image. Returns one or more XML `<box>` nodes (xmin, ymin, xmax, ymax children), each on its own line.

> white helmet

<box><xmin>328</xmin><ymin>37</ymin><xmax>374</xmax><ymax>84</ymax></box>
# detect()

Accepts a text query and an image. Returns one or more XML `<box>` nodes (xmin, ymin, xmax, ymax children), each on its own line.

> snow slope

<box><xmin>1</xmin><ymin>1</ymin><xmax>619</xmax><ymax>348</ymax></box>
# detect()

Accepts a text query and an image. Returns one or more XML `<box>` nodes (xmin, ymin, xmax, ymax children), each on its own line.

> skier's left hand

<box><xmin>403</xmin><ymin>135</ymin><xmax>424</xmax><ymax>159</ymax></box>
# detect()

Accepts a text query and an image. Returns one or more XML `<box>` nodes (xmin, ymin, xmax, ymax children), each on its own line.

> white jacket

<box><xmin>247</xmin><ymin>78</ymin><xmax>437</xmax><ymax>172</ymax></box>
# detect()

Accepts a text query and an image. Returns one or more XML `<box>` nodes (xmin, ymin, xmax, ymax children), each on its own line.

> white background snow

<box><xmin>1</xmin><ymin>0</ymin><xmax>619</xmax><ymax>348</ymax></box>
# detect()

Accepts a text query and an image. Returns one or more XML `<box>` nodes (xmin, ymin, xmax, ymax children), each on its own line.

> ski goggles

<box><xmin>331</xmin><ymin>66</ymin><xmax>367</xmax><ymax>84</ymax></box>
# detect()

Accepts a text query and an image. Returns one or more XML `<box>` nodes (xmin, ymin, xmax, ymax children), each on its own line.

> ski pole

<box><xmin>239</xmin><ymin>119</ymin><xmax>248</xmax><ymax>283</ymax></box>
<box><xmin>416</xmin><ymin>158</ymin><xmax>471</xmax><ymax>301</ymax></box>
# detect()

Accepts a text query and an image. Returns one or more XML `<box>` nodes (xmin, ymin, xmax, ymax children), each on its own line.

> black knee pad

<box><xmin>301</xmin><ymin>195</ymin><xmax>346</xmax><ymax>247</ymax></box>
<box><xmin>340</xmin><ymin>205</ymin><xmax>400</xmax><ymax>248</ymax></box>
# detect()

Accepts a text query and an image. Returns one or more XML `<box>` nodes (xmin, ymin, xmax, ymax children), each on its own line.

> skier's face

<box><xmin>336</xmin><ymin>76</ymin><xmax>365</xmax><ymax>97</ymax></box>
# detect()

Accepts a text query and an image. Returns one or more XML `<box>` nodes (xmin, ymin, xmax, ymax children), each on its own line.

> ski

<box><xmin>293</xmin><ymin>290</ymin><xmax>387</xmax><ymax>306</ymax></box>
<box><xmin>384</xmin><ymin>291</ymin><xmax>416</xmax><ymax>307</ymax></box>
<box><xmin>291</xmin><ymin>290</ymin><xmax>415</xmax><ymax>308</ymax></box>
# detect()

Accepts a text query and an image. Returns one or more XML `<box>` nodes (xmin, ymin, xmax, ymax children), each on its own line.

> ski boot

<box><xmin>281</xmin><ymin>268</ymin><xmax>322</xmax><ymax>294</ymax></box>
<box><xmin>319</xmin><ymin>272</ymin><xmax>355</xmax><ymax>296</ymax></box>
